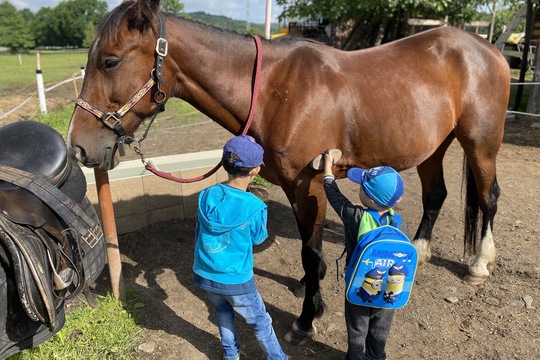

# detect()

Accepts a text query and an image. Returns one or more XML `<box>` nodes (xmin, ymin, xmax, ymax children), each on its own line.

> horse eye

<box><xmin>104</xmin><ymin>59</ymin><xmax>120</xmax><ymax>69</ymax></box>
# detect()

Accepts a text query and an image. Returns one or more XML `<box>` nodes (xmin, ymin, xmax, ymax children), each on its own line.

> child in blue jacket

<box><xmin>193</xmin><ymin>135</ymin><xmax>288</xmax><ymax>360</ymax></box>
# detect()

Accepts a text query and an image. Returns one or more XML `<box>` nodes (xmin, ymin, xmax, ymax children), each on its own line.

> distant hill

<box><xmin>185</xmin><ymin>11</ymin><xmax>280</xmax><ymax>36</ymax></box>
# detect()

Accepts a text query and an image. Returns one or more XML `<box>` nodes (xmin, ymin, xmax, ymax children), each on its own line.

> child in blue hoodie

<box><xmin>193</xmin><ymin>135</ymin><xmax>288</xmax><ymax>360</ymax></box>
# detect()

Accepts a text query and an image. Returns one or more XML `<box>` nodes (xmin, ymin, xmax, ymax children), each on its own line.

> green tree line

<box><xmin>0</xmin><ymin>0</ymin><xmax>108</xmax><ymax>51</ymax></box>
<box><xmin>0</xmin><ymin>0</ymin><xmax>274</xmax><ymax>52</ymax></box>
<box><xmin>0</xmin><ymin>0</ymin><xmax>524</xmax><ymax>53</ymax></box>
<box><xmin>278</xmin><ymin>0</ymin><xmax>524</xmax><ymax>49</ymax></box>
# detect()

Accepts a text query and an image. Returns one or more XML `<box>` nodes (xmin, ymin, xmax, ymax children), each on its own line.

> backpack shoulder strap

<box><xmin>358</xmin><ymin>208</ymin><xmax>401</xmax><ymax>240</ymax></box>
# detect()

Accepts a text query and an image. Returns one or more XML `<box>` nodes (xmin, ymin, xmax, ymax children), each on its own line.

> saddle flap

<box><xmin>0</xmin><ymin>187</ymin><xmax>47</xmax><ymax>228</ymax></box>
<box><xmin>0</xmin><ymin>216</ymin><xmax>58</xmax><ymax>330</ymax></box>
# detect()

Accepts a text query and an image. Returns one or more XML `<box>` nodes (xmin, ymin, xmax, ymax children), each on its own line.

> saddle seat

<box><xmin>0</xmin><ymin>121</ymin><xmax>84</xmax><ymax>228</ymax></box>
<box><xmin>0</xmin><ymin>120</ymin><xmax>70</xmax><ymax>189</ymax></box>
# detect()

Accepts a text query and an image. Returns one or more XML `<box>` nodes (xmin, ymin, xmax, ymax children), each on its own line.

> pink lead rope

<box><xmin>143</xmin><ymin>35</ymin><xmax>263</xmax><ymax>183</ymax></box>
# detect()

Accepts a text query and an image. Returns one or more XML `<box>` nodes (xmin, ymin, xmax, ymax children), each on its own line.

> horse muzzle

<box><xmin>69</xmin><ymin>145</ymin><xmax>118</xmax><ymax>171</ymax></box>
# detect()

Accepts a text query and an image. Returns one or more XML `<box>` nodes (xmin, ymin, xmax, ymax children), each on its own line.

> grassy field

<box><xmin>0</xmin><ymin>50</ymin><xmax>203</xmax><ymax>137</ymax></box>
<box><xmin>0</xmin><ymin>51</ymin><xmax>88</xmax><ymax>96</ymax></box>
<box><xmin>10</xmin><ymin>292</ymin><xmax>143</xmax><ymax>360</ymax></box>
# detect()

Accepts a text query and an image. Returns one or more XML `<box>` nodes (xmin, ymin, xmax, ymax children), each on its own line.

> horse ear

<box><xmin>127</xmin><ymin>0</ymin><xmax>160</xmax><ymax>30</ymax></box>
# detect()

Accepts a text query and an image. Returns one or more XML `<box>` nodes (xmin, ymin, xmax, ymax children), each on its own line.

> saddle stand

<box><xmin>0</xmin><ymin>121</ymin><xmax>106</xmax><ymax>358</ymax></box>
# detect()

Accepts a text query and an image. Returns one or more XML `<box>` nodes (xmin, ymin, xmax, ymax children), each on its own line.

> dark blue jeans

<box><xmin>345</xmin><ymin>300</ymin><xmax>395</xmax><ymax>360</ymax></box>
<box><xmin>205</xmin><ymin>289</ymin><xmax>288</xmax><ymax>360</ymax></box>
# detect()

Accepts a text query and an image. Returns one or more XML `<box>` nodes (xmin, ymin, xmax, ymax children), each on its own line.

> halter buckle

<box><xmin>156</xmin><ymin>38</ymin><xmax>168</xmax><ymax>57</ymax></box>
<box><xmin>102</xmin><ymin>112</ymin><xmax>122</xmax><ymax>130</ymax></box>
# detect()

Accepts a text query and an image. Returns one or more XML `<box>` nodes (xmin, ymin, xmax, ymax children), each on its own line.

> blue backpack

<box><xmin>343</xmin><ymin>211</ymin><xmax>418</xmax><ymax>309</ymax></box>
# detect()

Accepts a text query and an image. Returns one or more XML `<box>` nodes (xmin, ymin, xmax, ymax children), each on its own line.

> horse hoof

<box><xmin>284</xmin><ymin>322</ymin><xmax>316</xmax><ymax>346</ymax></box>
<box><xmin>292</xmin><ymin>282</ymin><xmax>305</xmax><ymax>298</ymax></box>
<box><xmin>464</xmin><ymin>273</ymin><xmax>488</xmax><ymax>285</ymax></box>
<box><xmin>412</xmin><ymin>239</ymin><xmax>431</xmax><ymax>266</ymax></box>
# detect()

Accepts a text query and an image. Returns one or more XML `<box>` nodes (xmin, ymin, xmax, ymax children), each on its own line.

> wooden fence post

<box><xmin>94</xmin><ymin>168</ymin><xmax>125</xmax><ymax>300</ymax></box>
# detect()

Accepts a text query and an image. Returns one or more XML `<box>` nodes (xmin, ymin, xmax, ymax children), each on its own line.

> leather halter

<box><xmin>75</xmin><ymin>13</ymin><xmax>169</xmax><ymax>151</ymax></box>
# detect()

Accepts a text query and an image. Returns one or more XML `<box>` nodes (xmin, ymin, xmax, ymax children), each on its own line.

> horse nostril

<box><xmin>70</xmin><ymin>146</ymin><xmax>86</xmax><ymax>164</ymax></box>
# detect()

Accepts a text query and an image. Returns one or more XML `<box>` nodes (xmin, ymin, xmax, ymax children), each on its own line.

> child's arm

<box><xmin>322</xmin><ymin>153</ymin><xmax>359</xmax><ymax>221</ymax></box>
<box><xmin>324</xmin><ymin>152</ymin><xmax>334</xmax><ymax>176</ymax></box>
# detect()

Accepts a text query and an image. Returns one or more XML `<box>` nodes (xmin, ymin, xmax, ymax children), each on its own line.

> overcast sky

<box><xmin>13</xmin><ymin>0</ymin><xmax>284</xmax><ymax>24</ymax></box>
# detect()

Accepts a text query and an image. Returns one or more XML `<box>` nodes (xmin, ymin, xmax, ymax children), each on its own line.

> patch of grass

<box><xmin>35</xmin><ymin>105</ymin><xmax>74</xmax><ymax>138</ymax></box>
<box><xmin>510</xmin><ymin>69</ymin><xmax>534</xmax><ymax>81</ymax></box>
<box><xmin>155</xmin><ymin>98</ymin><xmax>204</xmax><ymax>124</ymax></box>
<box><xmin>252</xmin><ymin>175</ymin><xmax>274</xmax><ymax>188</ymax></box>
<box><xmin>0</xmin><ymin>52</ymin><xmax>88</xmax><ymax>96</ymax></box>
<box><xmin>30</xmin><ymin>97</ymin><xmax>203</xmax><ymax>140</ymax></box>
<box><xmin>10</xmin><ymin>290</ymin><xmax>143</xmax><ymax>360</ymax></box>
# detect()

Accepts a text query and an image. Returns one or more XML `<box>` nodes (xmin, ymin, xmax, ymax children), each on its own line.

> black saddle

<box><xmin>0</xmin><ymin>121</ymin><xmax>105</xmax><ymax>358</ymax></box>
<box><xmin>0</xmin><ymin>120</ymin><xmax>72</xmax><ymax>188</ymax></box>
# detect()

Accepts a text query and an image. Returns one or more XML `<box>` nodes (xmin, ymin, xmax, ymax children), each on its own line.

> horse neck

<box><xmin>167</xmin><ymin>18</ymin><xmax>260</xmax><ymax>134</ymax></box>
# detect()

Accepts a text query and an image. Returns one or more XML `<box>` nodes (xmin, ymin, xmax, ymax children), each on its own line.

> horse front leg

<box><xmin>281</xmin><ymin>178</ymin><xmax>327</xmax><ymax>345</ymax></box>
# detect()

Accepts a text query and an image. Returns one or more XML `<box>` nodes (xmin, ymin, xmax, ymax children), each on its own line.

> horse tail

<box><xmin>462</xmin><ymin>155</ymin><xmax>479</xmax><ymax>256</ymax></box>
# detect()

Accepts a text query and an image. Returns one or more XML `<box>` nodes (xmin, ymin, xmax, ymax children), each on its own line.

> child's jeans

<box><xmin>205</xmin><ymin>289</ymin><xmax>288</xmax><ymax>360</ymax></box>
<box><xmin>345</xmin><ymin>300</ymin><xmax>395</xmax><ymax>360</ymax></box>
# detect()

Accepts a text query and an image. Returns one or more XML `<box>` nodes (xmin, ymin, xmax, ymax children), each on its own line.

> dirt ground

<box><xmin>2</xmin><ymin>93</ymin><xmax>540</xmax><ymax>359</ymax></box>
<box><xmin>88</xmin><ymin>112</ymin><xmax>539</xmax><ymax>360</ymax></box>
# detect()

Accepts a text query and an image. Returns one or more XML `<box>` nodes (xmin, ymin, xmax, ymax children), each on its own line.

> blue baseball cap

<box><xmin>223</xmin><ymin>135</ymin><xmax>264</xmax><ymax>168</ymax></box>
<box><xmin>347</xmin><ymin>166</ymin><xmax>404</xmax><ymax>207</ymax></box>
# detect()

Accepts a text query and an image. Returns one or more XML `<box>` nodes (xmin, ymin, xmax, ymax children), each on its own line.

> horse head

<box><xmin>68</xmin><ymin>0</ymin><xmax>170</xmax><ymax>170</ymax></box>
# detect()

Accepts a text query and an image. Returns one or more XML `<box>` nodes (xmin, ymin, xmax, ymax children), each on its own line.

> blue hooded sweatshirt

<box><xmin>193</xmin><ymin>183</ymin><xmax>268</xmax><ymax>285</ymax></box>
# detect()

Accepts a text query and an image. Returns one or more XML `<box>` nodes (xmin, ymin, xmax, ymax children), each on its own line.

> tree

<box><xmin>32</xmin><ymin>0</ymin><xmax>107</xmax><ymax>48</ymax></box>
<box><xmin>160</xmin><ymin>0</ymin><xmax>185</xmax><ymax>16</ymax></box>
<box><xmin>0</xmin><ymin>1</ymin><xmax>34</xmax><ymax>51</ymax></box>
<box><xmin>276</xmin><ymin>0</ymin><xmax>492</xmax><ymax>49</ymax></box>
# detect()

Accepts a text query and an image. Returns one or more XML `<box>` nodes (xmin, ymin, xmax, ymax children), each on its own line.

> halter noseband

<box><xmin>75</xmin><ymin>13</ymin><xmax>169</xmax><ymax>154</ymax></box>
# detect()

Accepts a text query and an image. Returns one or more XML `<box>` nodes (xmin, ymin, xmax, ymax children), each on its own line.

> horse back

<box><xmin>259</xmin><ymin>27</ymin><xmax>510</xmax><ymax>175</ymax></box>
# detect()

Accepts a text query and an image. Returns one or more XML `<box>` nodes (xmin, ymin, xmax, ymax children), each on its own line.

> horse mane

<box><xmin>95</xmin><ymin>1</ymin><xmax>159</xmax><ymax>44</ymax></box>
<box><xmin>166</xmin><ymin>14</ymin><xmax>257</xmax><ymax>42</ymax></box>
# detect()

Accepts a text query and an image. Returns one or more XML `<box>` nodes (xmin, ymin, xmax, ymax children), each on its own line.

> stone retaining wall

<box><xmin>82</xmin><ymin>150</ymin><xmax>227</xmax><ymax>234</ymax></box>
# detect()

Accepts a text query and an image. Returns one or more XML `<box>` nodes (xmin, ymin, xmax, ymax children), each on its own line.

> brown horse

<box><xmin>67</xmin><ymin>0</ymin><xmax>510</xmax><ymax>343</ymax></box>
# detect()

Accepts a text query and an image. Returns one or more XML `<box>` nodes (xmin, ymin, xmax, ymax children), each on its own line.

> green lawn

<box><xmin>0</xmin><ymin>51</ymin><xmax>88</xmax><ymax>96</ymax></box>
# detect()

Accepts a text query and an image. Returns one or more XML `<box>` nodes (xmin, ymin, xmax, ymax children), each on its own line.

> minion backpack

<box><xmin>342</xmin><ymin>209</ymin><xmax>418</xmax><ymax>309</ymax></box>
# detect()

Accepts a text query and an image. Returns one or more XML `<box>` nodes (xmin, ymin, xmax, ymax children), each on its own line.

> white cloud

<box><xmin>14</xmin><ymin>0</ymin><xmax>283</xmax><ymax>24</ymax></box>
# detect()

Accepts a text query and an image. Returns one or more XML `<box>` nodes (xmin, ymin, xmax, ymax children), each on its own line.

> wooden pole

<box><xmin>94</xmin><ymin>168</ymin><xmax>125</xmax><ymax>300</ymax></box>
<box><xmin>514</xmin><ymin>0</ymin><xmax>534</xmax><ymax>111</ymax></box>
<box><xmin>264</xmin><ymin>0</ymin><xmax>272</xmax><ymax>39</ymax></box>
<box><xmin>35</xmin><ymin>53</ymin><xmax>47</xmax><ymax>114</ymax></box>
<box><xmin>72</xmin><ymin>73</ymin><xmax>78</xmax><ymax>98</ymax></box>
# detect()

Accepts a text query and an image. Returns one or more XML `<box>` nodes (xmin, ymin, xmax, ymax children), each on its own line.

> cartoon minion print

<box><xmin>356</xmin><ymin>267</ymin><xmax>387</xmax><ymax>303</ymax></box>
<box><xmin>383</xmin><ymin>263</ymin><xmax>408</xmax><ymax>304</ymax></box>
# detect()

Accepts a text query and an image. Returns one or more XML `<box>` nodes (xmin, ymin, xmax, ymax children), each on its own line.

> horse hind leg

<box><xmin>413</xmin><ymin>135</ymin><xmax>454</xmax><ymax>266</ymax></box>
<box><xmin>462</xmin><ymin>159</ymin><xmax>500</xmax><ymax>285</ymax></box>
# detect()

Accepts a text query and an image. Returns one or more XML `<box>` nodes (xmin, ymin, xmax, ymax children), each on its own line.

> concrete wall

<box><xmin>82</xmin><ymin>150</ymin><xmax>227</xmax><ymax>234</ymax></box>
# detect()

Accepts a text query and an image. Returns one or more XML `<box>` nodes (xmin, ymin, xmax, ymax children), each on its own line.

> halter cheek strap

<box><xmin>75</xmin><ymin>12</ymin><xmax>168</xmax><ymax>154</ymax></box>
